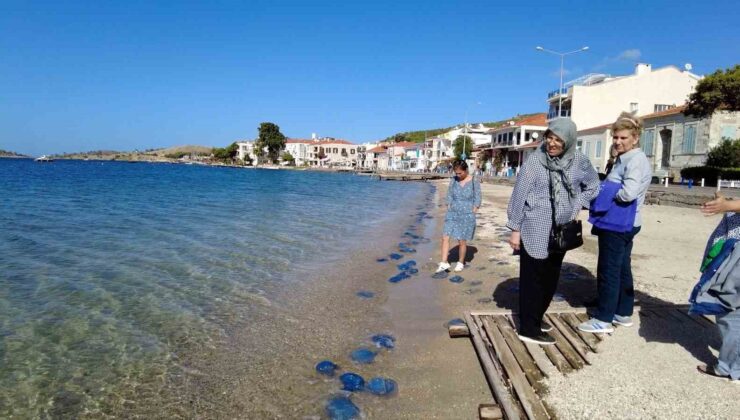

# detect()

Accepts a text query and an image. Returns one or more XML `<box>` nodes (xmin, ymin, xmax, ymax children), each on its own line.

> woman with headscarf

<box><xmin>578</xmin><ymin>113</ymin><xmax>652</xmax><ymax>334</ymax></box>
<box><xmin>507</xmin><ymin>118</ymin><xmax>600</xmax><ymax>345</ymax></box>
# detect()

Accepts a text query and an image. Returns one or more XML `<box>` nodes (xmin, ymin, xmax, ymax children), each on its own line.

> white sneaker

<box><xmin>436</xmin><ymin>262</ymin><xmax>451</xmax><ymax>273</ymax></box>
<box><xmin>454</xmin><ymin>262</ymin><xmax>465</xmax><ymax>272</ymax></box>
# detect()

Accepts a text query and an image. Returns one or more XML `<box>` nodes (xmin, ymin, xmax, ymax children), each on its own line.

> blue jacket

<box><xmin>689</xmin><ymin>239</ymin><xmax>740</xmax><ymax>315</ymax></box>
<box><xmin>588</xmin><ymin>180</ymin><xmax>637</xmax><ymax>233</ymax></box>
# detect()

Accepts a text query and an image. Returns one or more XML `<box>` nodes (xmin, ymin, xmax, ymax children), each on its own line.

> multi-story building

<box><xmin>576</xmin><ymin>106</ymin><xmax>740</xmax><ymax>178</ymax></box>
<box><xmin>283</xmin><ymin>139</ymin><xmax>312</xmax><ymax>166</ymax></box>
<box><xmin>305</xmin><ymin>139</ymin><xmax>358</xmax><ymax>167</ymax></box>
<box><xmin>442</xmin><ymin>124</ymin><xmax>494</xmax><ymax>147</ymax></box>
<box><xmin>236</xmin><ymin>141</ymin><xmax>260</xmax><ymax>163</ymax></box>
<box><xmin>546</xmin><ymin>63</ymin><xmax>701</xmax><ymax>130</ymax></box>
<box><xmin>485</xmin><ymin>113</ymin><xmax>548</xmax><ymax>174</ymax></box>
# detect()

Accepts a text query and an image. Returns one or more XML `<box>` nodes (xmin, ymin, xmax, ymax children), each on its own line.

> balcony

<box><xmin>547</xmin><ymin>88</ymin><xmax>568</xmax><ymax>99</ymax></box>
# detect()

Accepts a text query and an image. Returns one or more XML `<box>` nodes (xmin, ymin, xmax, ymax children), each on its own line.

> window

<box><xmin>641</xmin><ymin>129</ymin><xmax>655</xmax><ymax>156</ymax></box>
<box><xmin>525</xmin><ymin>132</ymin><xmax>531</xmax><ymax>142</ymax></box>
<box><xmin>350</xmin><ymin>149</ymin><xmax>355</xmax><ymax>154</ymax></box>
<box><xmin>584</xmin><ymin>142</ymin><xmax>591</xmax><ymax>157</ymax></box>
<box><xmin>595</xmin><ymin>140</ymin><xmax>602</xmax><ymax>158</ymax></box>
<box><xmin>721</xmin><ymin>125</ymin><xmax>737</xmax><ymax>140</ymax></box>
<box><xmin>683</xmin><ymin>124</ymin><xmax>697</xmax><ymax>154</ymax></box>
<box><xmin>654</xmin><ymin>104</ymin><xmax>672</xmax><ymax>112</ymax></box>
<box><xmin>576</xmin><ymin>140</ymin><xmax>583</xmax><ymax>151</ymax></box>
<box><xmin>630</xmin><ymin>102</ymin><xmax>639</xmax><ymax>113</ymax></box>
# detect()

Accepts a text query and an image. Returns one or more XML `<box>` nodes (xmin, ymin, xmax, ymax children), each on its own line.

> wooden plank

<box><xmin>481</xmin><ymin>317</ymin><xmax>550</xmax><ymax>420</ymax></box>
<box><xmin>505</xmin><ymin>315</ymin><xmax>573</xmax><ymax>374</ymax></box>
<box><xmin>545</xmin><ymin>317</ymin><xmax>584</xmax><ymax>370</ymax></box>
<box><xmin>505</xmin><ymin>315</ymin><xmax>557</xmax><ymax>379</ymax></box>
<box><xmin>491</xmin><ymin>316</ymin><xmax>546</xmax><ymax>393</ymax></box>
<box><xmin>547</xmin><ymin>314</ymin><xmax>592</xmax><ymax>365</ymax></box>
<box><xmin>449</xmin><ymin>324</ymin><xmax>471</xmax><ymax>338</ymax></box>
<box><xmin>464</xmin><ymin>313</ymin><xmax>523</xmax><ymax>420</ymax></box>
<box><xmin>479</xmin><ymin>404</ymin><xmax>504</xmax><ymax>420</ymax></box>
<box><xmin>470</xmin><ymin>307</ymin><xmax>589</xmax><ymax>316</ymax></box>
<box><xmin>560</xmin><ymin>312</ymin><xmax>601</xmax><ymax>352</ymax></box>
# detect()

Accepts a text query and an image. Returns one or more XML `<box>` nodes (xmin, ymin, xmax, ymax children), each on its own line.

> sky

<box><xmin>1</xmin><ymin>0</ymin><xmax>738</xmax><ymax>156</ymax></box>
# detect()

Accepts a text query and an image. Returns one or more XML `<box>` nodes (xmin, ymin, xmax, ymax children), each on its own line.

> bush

<box><xmin>680</xmin><ymin>166</ymin><xmax>740</xmax><ymax>186</ymax></box>
<box><xmin>706</xmin><ymin>138</ymin><xmax>740</xmax><ymax>167</ymax></box>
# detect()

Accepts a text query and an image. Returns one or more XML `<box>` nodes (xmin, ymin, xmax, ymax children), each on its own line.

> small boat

<box><xmin>35</xmin><ymin>155</ymin><xmax>54</xmax><ymax>162</ymax></box>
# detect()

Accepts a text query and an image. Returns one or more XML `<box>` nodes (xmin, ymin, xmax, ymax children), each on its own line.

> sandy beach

<box><xmin>365</xmin><ymin>180</ymin><xmax>740</xmax><ymax>419</ymax></box>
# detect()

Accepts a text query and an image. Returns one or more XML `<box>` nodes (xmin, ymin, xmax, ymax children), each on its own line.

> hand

<box><xmin>701</xmin><ymin>192</ymin><xmax>729</xmax><ymax>216</ymax></box>
<box><xmin>508</xmin><ymin>231</ymin><xmax>521</xmax><ymax>251</ymax></box>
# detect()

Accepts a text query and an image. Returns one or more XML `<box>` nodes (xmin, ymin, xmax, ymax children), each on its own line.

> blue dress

<box><xmin>443</xmin><ymin>176</ymin><xmax>482</xmax><ymax>241</ymax></box>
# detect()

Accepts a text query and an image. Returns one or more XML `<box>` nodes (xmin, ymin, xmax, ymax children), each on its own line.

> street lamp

<box><xmin>536</xmin><ymin>45</ymin><xmax>589</xmax><ymax>118</ymax></box>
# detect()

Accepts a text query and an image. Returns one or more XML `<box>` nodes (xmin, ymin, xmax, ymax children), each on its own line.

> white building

<box><xmin>305</xmin><ymin>139</ymin><xmax>358</xmax><ymax>167</ymax></box>
<box><xmin>547</xmin><ymin>63</ymin><xmax>701</xmax><ymax>130</ymax></box>
<box><xmin>283</xmin><ymin>139</ymin><xmax>312</xmax><ymax>166</ymax></box>
<box><xmin>236</xmin><ymin>141</ymin><xmax>260</xmax><ymax>163</ymax></box>
<box><xmin>442</xmin><ymin>124</ymin><xmax>493</xmax><ymax>147</ymax></box>
<box><xmin>484</xmin><ymin>114</ymin><xmax>548</xmax><ymax>174</ymax></box>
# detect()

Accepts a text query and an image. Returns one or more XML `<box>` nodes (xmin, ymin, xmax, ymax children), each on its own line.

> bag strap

<box><xmin>548</xmin><ymin>170</ymin><xmax>558</xmax><ymax>232</ymax></box>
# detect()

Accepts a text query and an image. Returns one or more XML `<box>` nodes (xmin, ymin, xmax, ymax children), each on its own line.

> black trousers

<box><xmin>518</xmin><ymin>243</ymin><xmax>566</xmax><ymax>336</ymax></box>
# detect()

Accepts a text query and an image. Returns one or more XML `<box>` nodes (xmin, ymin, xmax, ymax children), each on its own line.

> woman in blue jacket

<box><xmin>579</xmin><ymin>113</ymin><xmax>652</xmax><ymax>333</ymax></box>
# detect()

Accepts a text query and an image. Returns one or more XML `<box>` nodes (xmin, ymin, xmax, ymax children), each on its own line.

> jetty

<box><xmin>356</xmin><ymin>170</ymin><xmax>447</xmax><ymax>182</ymax></box>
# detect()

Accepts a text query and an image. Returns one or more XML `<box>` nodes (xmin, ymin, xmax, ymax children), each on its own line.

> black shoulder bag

<box><xmin>548</xmin><ymin>171</ymin><xmax>583</xmax><ymax>253</ymax></box>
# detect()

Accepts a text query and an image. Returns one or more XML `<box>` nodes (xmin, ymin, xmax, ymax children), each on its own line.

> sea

<box><xmin>0</xmin><ymin>159</ymin><xmax>429</xmax><ymax>417</ymax></box>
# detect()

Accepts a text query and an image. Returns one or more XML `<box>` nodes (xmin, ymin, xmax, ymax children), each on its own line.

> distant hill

<box><xmin>52</xmin><ymin>145</ymin><xmax>214</xmax><ymax>161</ymax></box>
<box><xmin>384</xmin><ymin>113</ymin><xmax>542</xmax><ymax>143</ymax></box>
<box><xmin>0</xmin><ymin>149</ymin><xmax>30</xmax><ymax>158</ymax></box>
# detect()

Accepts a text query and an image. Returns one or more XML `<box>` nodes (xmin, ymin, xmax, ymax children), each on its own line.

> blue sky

<box><xmin>1</xmin><ymin>0</ymin><xmax>738</xmax><ymax>156</ymax></box>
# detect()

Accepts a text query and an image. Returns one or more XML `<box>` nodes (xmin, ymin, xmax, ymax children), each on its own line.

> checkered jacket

<box><xmin>506</xmin><ymin>152</ymin><xmax>600</xmax><ymax>259</ymax></box>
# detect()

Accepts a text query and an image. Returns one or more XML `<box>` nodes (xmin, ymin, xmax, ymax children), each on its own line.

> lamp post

<box><xmin>535</xmin><ymin>46</ymin><xmax>589</xmax><ymax>118</ymax></box>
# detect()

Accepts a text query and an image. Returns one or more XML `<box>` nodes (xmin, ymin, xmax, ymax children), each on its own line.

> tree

<box><xmin>254</xmin><ymin>122</ymin><xmax>286</xmax><ymax>163</ymax></box>
<box><xmin>281</xmin><ymin>151</ymin><xmax>295</xmax><ymax>165</ymax></box>
<box><xmin>685</xmin><ymin>65</ymin><xmax>740</xmax><ymax>118</ymax></box>
<box><xmin>706</xmin><ymin>137</ymin><xmax>740</xmax><ymax>168</ymax></box>
<box><xmin>212</xmin><ymin>142</ymin><xmax>238</xmax><ymax>162</ymax></box>
<box><xmin>453</xmin><ymin>135</ymin><xmax>473</xmax><ymax>159</ymax></box>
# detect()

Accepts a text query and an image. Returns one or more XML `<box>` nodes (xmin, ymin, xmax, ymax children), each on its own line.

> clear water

<box><xmin>0</xmin><ymin>159</ymin><xmax>425</xmax><ymax>417</ymax></box>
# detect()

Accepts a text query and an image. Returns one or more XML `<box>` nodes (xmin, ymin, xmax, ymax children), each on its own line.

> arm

<box><xmin>578</xmin><ymin>155</ymin><xmax>601</xmax><ymax>209</ymax></box>
<box><xmin>473</xmin><ymin>178</ymin><xmax>482</xmax><ymax>210</ymax></box>
<box><xmin>446</xmin><ymin>177</ymin><xmax>454</xmax><ymax>205</ymax></box>
<box><xmin>506</xmin><ymin>156</ymin><xmax>535</xmax><ymax>232</ymax></box>
<box><xmin>616</xmin><ymin>155</ymin><xmax>652</xmax><ymax>202</ymax></box>
<box><xmin>701</xmin><ymin>193</ymin><xmax>740</xmax><ymax>215</ymax></box>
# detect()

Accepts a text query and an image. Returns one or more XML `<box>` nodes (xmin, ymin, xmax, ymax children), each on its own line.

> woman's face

<box><xmin>454</xmin><ymin>167</ymin><xmax>468</xmax><ymax>180</ymax></box>
<box><xmin>612</xmin><ymin>129</ymin><xmax>639</xmax><ymax>155</ymax></box>
<box><xmin>545</xmin><ymin>133</ymin><xmax>565</xmax><ymax>157</ymax></box>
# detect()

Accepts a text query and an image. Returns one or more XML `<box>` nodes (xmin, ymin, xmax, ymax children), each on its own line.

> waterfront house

<box><xmin>305</xmin><ymin>138</ymin><xmax>358</xmax><ymax>167</ymax></box>
<box><xmin>546</xmin><ymin>63</ymin><xmax>701</xmax><ymax>129</ymax></box>
<box><xmin>236</xmin><ymin>141</ymin><xmax>261</xmax><ymax>164</ymax></box>
<box><xmin>283</xmin><ymin>139</ymin><xmax>312</xmax><ymax>166</ymax></box>
<box><xmin>482</xmin><ymin>113</ymin><xmax>547</xmax><ymax>174</ymax></box>
<box><xmin>577</xmin><ymin>106</ymin><xmax>740</xmax><ymax>178</ymax></box>
<box><xmin>442</xmin><ymin>124</ymin><xmax>494</xmax><ymax>148</ymax></box>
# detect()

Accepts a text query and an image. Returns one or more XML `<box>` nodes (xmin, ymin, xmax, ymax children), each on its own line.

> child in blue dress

<box><xmin>436</xmin><ymin>160</ymin><xmax>482</xmax><ymax>273</ymax></box>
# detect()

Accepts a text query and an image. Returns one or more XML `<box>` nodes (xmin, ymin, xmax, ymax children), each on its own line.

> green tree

<box><xmin>281</xmin><ymin>151</ymin><xmax>295</xmax><ymax>165</ymax></box>
<box><xmin>706</xmin><ymin>137</ymin><xmax>740</xmax><ymax>168</ymax></box>
<box><xmin>212</xmin><ymin>142</ymin><xmax>239</xmax><ymax>162</ymax></box>
<box><xmin>685</xmin><ymin>65</ymin><xmax>740</xmax><ymax>118</ymax></box>
<box><xmin>254</xmin><ymin>122</ymin><xmax>286</xmax><ymax>163</ymax></box>
<box><xmin>453</xmin><ymin>135</ymin><xmax>473</xmax><ymax>159</ymax></box>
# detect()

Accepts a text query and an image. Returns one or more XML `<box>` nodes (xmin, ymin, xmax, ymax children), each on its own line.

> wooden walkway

<box><xmin>457</xmin><ymin>305</ymin><xmax>715</xmax><ymax>420</ymax></box>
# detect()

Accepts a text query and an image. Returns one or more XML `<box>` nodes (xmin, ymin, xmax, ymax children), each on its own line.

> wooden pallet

<box><xmin>457</xmin><ymin>305</ymin><xmax>714</xmax><ymax>420</ymax></box>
